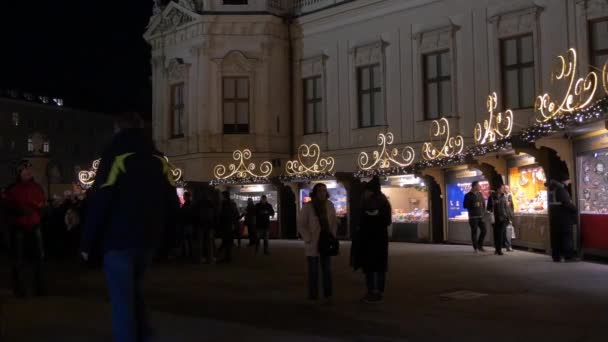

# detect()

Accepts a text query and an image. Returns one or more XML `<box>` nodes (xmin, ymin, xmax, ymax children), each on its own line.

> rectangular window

<box><xmin>501</xmin><ymin>34</ymin><xmax>535</xmax><ymax>109</ymax></box>
<box><xmin>303</xmin><ymin>76</ymin><xmax>324</xmax><ymax>134</ymax></box>
<box><xmin>12</xmin><ymin>112</ymin><xmax>19</xmax><ymax>126</ymax></box>
<box><xmin>423</xmin><ymin>50</ymin><xmax>452</xmax><ymax>120</ymax></box>
<box><xmin>27</xmin><ymin>138</ymin><xmax>33</xmax><ymax>152</ymax></box>
<box><xmin>43</xmin><ymin>141</ymin><xmax>50</xmax><ymax>153</ymax></box>
<box><xmin>589</xmin><ymin>19</ymin><xmax>608</xmax><ymax>68</ymax></box>
<box><xmin>223</xmin><ymin>77</ymin><xmax>249</xmax><ymax>134</ymax></box>
<box><xmin>357</xmin><ymin>64</ymin><xmax>384</xmax><ymax>128</ymax></box>
<box><xmin>170</xmin><ymin>83</ymin><xmax>185</xmax><ymax>138</ymax></box>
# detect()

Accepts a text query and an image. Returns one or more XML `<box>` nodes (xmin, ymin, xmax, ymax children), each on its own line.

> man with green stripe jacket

<box><xmin>81</xmin><ymin>113</ymin><xmax>180</xmax><ymax>342</ymax></box>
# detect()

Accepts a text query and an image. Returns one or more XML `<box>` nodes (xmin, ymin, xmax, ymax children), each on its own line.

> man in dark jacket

<box><xmin>218</xmin><ymin>191</ymin><xmax>239</xmax><ymax>263</ymax></box>
<box><xmin>463</xmin><ymin>181</ymin><xmax>487</xmax><ymax>253</ymax></box>
<box><xmin>490</xmin><ymin>185</ymin><xmax>514</xmax><ymax>256</ymax></box>
<box><xmin>2</xmin><ymin>160</ymin><xmax>47</xmax><ymax>297</ymax></box>
<box><xmin>255</xmin><ymin>195</ymin><xmax>275</xmax><ymax>255</ymax></box>
<box><xmin>81</xmin><ymin>113</ymin><xmax>180</xmax><ymax>342</ymax></box>
<box><xmin>548</xmin><ymin>175</ymin><xmax>578</xmax><ymax>262</ymax></box>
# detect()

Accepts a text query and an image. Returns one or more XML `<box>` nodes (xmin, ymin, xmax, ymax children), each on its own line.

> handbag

<box><xmin>318</xmin><ymin>229</ymin><xmax>339</xmax><ymax>256</ymax></box>
<box><xmin>506</xmin><ymin>223</ymin><xmax>516</xmax><ymax>239</ymax></box>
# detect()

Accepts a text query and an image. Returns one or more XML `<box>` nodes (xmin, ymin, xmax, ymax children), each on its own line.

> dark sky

<box><xmin>0</xmin><ymin>1</ymin><xmax>153</xmax><ymax>116</ymax></box>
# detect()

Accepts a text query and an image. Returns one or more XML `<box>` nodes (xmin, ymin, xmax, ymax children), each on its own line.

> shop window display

<box><xmin>380</xmin><ymin>176</ymin><xmax>429</xmax><ymax>223</ymax></box>
<box><xmin>578</xmin><ymin>150</ymin><xmax>608</xmax><ymax>214</ymax></box>
<box><xmin>300</xmin><ymin>181</ymin><xmax>348</xmax><ymax>218</ymax></box>
<box><xmin>508</xmin><ymin>166</ymin><xmax>548</xmax><ymax>214</ymax></box>
<box><xmin>230</xmin><ymin>185</ymin><xmax>278</xmax><ymax>220</ymax></box>
<box><xmin>447</xmin><ymin>181</ymin><xmax>490</xmax><ymax>221</ymax></box>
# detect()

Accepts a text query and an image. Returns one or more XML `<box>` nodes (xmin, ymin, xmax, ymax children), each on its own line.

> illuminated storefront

<box><xmin>380</xmin><ymin>175</ymin><xmax>429</xmax><ymax>242</ymax></box>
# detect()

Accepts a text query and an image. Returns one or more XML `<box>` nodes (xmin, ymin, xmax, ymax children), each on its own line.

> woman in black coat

<box><xmin>355</xmin><ymin>176</ymin><xmax>392</xmax><ymax>304</ymax></box>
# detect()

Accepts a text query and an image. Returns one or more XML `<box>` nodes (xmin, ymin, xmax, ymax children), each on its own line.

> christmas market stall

<box><xmin>356</xmin><ymin>132</ymin><xmax>430</xmax><ymax>242</ymax></box>
<box><xmin>210</xmin><ymin>149</ymin><xmax>280</xmax><ymax>238</ymax></box>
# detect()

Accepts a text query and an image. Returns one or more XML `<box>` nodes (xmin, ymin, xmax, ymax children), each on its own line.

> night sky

<box><xmin>0</xmin><ymin>1</ymin><xmax>153</xmax><ymax>117</ymax></box>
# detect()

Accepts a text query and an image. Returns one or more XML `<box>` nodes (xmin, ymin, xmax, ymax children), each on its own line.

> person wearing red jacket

<box><xmin>3</xmin><ymin>160</ymin><xmax>46</xmax><ymax>297</ymax></box>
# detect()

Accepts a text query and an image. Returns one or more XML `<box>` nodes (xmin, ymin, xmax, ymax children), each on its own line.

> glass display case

<box><xmin>508</xmin><ymin>165</ymin><xmax>548</xmax><ymax>214</ymax></box>
<box><xmin>380</xmin><ymin>175</ymin><xmax>429</xmax><ymax>224</ymax></box>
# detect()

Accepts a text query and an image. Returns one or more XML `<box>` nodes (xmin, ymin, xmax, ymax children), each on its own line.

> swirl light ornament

<box><xmin>213</xmin><ymin>149</ymin><xmax>273</xmax><ymax>180</ymax></box>
<box><xmin>163</xmin><ymin>156</ymin><xmax>183</xmax><ymax>182</ymax></box>
<box><xmin>422</xmin><ymin>118</ymin><xmax>464</xmax><ymax>160</ymax></box>
<box><xmin>536</xmin><ymin>48</ymin><xmax>598</xmax><ymax>122</ymax></box>
<box><xmin>285</xmin><ymin>144</ymin><xmax>335</xmax><ymax>176</ymax></box>
<box><xmin>357</xmin><ymin>132</ymin><xmax>416</xmax><ymax>171</ymax></box>
<box><xmin>78</xmin><ymin>159</ymin><xmax>100</xmax><ymax>188</ymax></box>
<box><xmin>603</xmin><ymin>60</ymin><xmax>608</xmax><ymax>96</ymax></box>
<box><xmin>474</xmin><ymin>92</ymin><xmax>514</xmax><ymax>144</ymax></box>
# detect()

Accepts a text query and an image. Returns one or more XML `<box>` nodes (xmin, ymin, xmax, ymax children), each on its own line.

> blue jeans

<box><xmin>104</xmin><ymin>249</ymin><xmax>154</xmax><ymax>342</ymax></box>
<box><xmin>307</xmin><ymin>256</ymin><xmax>332</xmax><ymax>299</ymax></box>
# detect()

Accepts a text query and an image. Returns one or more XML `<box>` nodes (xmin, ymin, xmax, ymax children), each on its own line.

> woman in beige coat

<box><xmin>297</xmin><ymin>183</ymin><xmax>338</xmax><ymax>302</ymax></box>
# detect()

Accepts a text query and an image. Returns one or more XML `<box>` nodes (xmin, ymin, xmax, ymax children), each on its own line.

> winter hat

<box><xmin>365</xmin><ymin>176</ymin><xmax>381</xmax><ymax>194</ymax></box>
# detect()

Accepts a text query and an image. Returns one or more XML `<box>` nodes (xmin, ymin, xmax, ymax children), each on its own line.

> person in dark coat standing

<box><xmin>244</xmin><ymin>198</ymin><xmax>257</xmax><ymax>247</ymax></box>
<box><xmin>490</xmin><ymin>185</ymin><xmax>514</xmax><ymax>255</ymax></box>
<box><xmin>81</xmin><ymin>113</ymin><xmax>180</xmax><ymax>342</ymax></box>
<box><xmin>548</xmin><ymin>174</ymin><xmax>578</xmax><ymax>262</ymax></box>
<box><xmin>178</xmin><ymin>191</ymin><xmax>196</xmax><ymax>261</ymax></box>
<box><xmin>255</xmin><ymin>195</ymin><xmax>275</xmax><ymax>255</ymax></box>
<box><xmin>2</xmin><ymin>160</ymin><xmax>47</xmax><ymax>297</ymax></box>
<box><xmin>218</xmin><ymin>191</ymin><xmax>239</xmax><ymax>263</ymax></box>
<box><xmin>355</xmin><ymin>176</ymin><xmax>392</xmax><ymax>304</ymax></box>
<box><xmin>198</xmin><ymin>191</ymin><xmax>218</xmax><ymax>264</ymax></box>
<box><xmin>463</xmin><ymin>181</ymin><xmax>487</xmax><ymax>253</ymax></box>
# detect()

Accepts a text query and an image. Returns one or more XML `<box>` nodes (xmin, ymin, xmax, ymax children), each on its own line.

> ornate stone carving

<box><xmin>168</xmin><ymin>59</ymin><xmax>187</xmax><ymax>82</ymax></box>
<box><xmin>151</xmin><ymin>5</ymin><xmax>196</xmax><ymax>36</ymax></box>
<box><xmin>214</xmin><ymin>50</ymin><xmax>258</xmax><ymax>74</ymax></box>
<box><xmin>491</xmin><ymin>6</ymin><xmax>543</xmax><ymax>38</ymax></box>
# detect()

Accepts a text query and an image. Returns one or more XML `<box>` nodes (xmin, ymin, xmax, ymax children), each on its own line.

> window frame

<box><xmin>422</xmin><ymin>50</ymin><xmax>452</xmax><ymax>120</ymax></box>
<box><xmin>589</xmin><ymin>18</ymin><xmax>608</xmax><ymax>69</ymax></box>
<box><xmin>27</xmin><ymin>138</ymin><xmax>34</xmax><ymax>153</ymax></box>
<box><xmin>357</xmin><ymin>64</ymin><xmax>383</xmax><ymax>128</ymax></box>
<box><xmin>222</xmin><ymin>76</ymin><xmax>250</xmax><ymax>135</ymax></box>
<box><xmin>170</xmin><ymin>83</ymin><xmax>185</xmax><ymax>138</ymax></box>
<box><xmin>303</xmin><ymin>76</ymin><xmax>324</xmax><ymax>135</ymax></box>
<box><xmin>500</xmin><ymin>34</ymin><xmax>536</xmax><ymax>110</ymax></box>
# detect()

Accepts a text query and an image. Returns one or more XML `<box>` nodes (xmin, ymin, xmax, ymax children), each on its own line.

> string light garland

<box><xmin>279</xmin><ymin>172</ymin><xmax>335</xmax><ymax>183</ymax></box>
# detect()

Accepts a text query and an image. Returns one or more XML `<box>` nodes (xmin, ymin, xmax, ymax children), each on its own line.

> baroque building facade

<box><xmin>145</xmin><ymin>0</ymin><xmax>608</xmax><ymax>181</ymax></box>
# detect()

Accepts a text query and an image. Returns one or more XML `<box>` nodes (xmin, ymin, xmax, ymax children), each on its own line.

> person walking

<box><xmin>81</xmin><ymin>113</ymin><xmax>180</xmax><ymax>342</ymax></box>
<box><xmin>503</xmin><ymin>185</ymin><xmax>515</xmax><ymax>252</ymax></box>
<box><xmin>491</xmin><ymin>185</ymin><xmax>514</xmax><ymax>255</ymax></box>
<box><xmin>297</xmin><ymin>183</ymin><xmax>337</xmax><ymax>304</ymax></box>
<box><xmin>354</xmin><ymin>177</ymin><xmax>392</xmax><ymax>304</ymax></box>
<box><xmin>255</xmin><ymin>195</ymin><xmax>275</xmax><ymax>255</ymax></box>
<box><xmin>218</xmin><ymin>191</ymin><xmax>239</xmax><ymax>263</ymax></box>
<box><xmin>178</xmin><ymin>191</ymin><xmax>196</xmax><ymax>261</ymax></box>
<box><xmin>244</xmin><ymin>198</ymin><xmax>257</xmax><ymax>247</ymax></box>
<box><xmin>548</xmin><ymin>174</ymin><xmax>578</xmax><ymax>262</ymax></box>
<box><xmin>463</xmin><ymin>181</ymin><xmax>487</xmax><ymax>253</ymax></box>
<box><xmin>2</xmin><ymin>160</ymin><xmax>47</xmax><ymax>297</ymax></box>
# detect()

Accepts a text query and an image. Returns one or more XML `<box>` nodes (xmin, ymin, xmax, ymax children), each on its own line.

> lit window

<box><xmin>27</xmin><ymin>138</ymin><xmax>34</xmax><ymax>152</ymax></box>
<box><xmin>43</xmin><ymin>141</ymin><xmax>50</xmax><ymax>153</ymax></box>
<box><xmin>12</xmin><ymin>112</ymin><xmax>19</xmax><ymax>126</ymax></box>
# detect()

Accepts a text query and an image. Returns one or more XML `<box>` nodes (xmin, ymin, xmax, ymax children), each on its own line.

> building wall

<box><xmin>0</xmin><ymin>97</ymin><xmax>115</xmax><ymax>191</ymax></box>
<box><xmin>147</xmin><ymin>0</ymin><xmax>608</xmax><ymax>181</ymax></box>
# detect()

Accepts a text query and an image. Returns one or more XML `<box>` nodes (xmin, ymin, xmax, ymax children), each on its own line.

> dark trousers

<box><xmin>550</xmin><ymin>224</ymin><xmax>574</xmax><ymax>260</ymax></box>
<box><xmin>468</xmin><ymin>218</ymin><xmax>487</xmax><ymax>250</ymax></box>
<box><xmin>180</xmin><ymin>224</ymin><xmax>194</xmax><ymax>259</ymax></box>
<box><xmin>8</xmin><ymin>226</ymin><xmax>45</xmax><ymax>296</ymax></box>
<box><xmin>256</xmin><ymin>229</ymin><xmax>269</xmax><ymax>254</ymax></box>
<box><xmin>247</xmin><ymin>224</ymin><xmax>257</xmax><ymax>246</ymax></box>
<box><xmin>494</xmin><ymin>222</ymin><xmax>507</xmax><ymax>253</ymax></box>
<box><xmin>307</xmin><ymin>256</ymin><xmax>332</xmax><ymax>299</ymax></box>
<box><xmin>218</xmin><ymin>229</ymin><xmax>233</xmax><ymax>261</ymax></box>
<box><xmin>365</xmin><ymin>272</ymin><xmax>386</xmax><ymax>294</ymax></box>
<box><xmin>104</xmin><ymin>248</ymin><xmax>154</xmax><ymax>342</ymax></box>
<box><xmin>200</xmin><ymin>227</ymin><xmax>216</xmax><ymax>262</ymax></box>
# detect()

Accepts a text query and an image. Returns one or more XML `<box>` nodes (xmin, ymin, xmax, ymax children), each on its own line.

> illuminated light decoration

<box><xmin>78</xmin><ymin>159</ymin><xmax>100</xmax><ymax>188</ymax></box>
<box><xmin>474</xmin><ymin>92</ymin><xmax>513</xmax><ymax>144</ymax></box>
<box><xmin>422</xmin><ymin>118</ymin><xmax>464</xmax><ymax>160</ymax></box>
<box><xmin>603</xmin><ymin>60</ymin><xmax>608</xmax><ymax>96</ymax></box>
<box><xmin>212</xmin><ymin>149</ymin><xmax>273</xmax><ymax>185</ymax></box>
<box><xmin>358</xmin><ymin>132</ymin><xmax>416</xmax><ymax>171</ymax></box>
<box><xmin>77</xmin><ymin>156</ymin><xmax>183</xmax><ymax>188</ymax></box>
<box><xmin>286</xmin><ymin>144</ymin><xmax>335</xmax><ymax>176</ymax></box>
<box><xmin>536</xmin><ymin>48</ymin><xmax>598</xmax><ymax>122</ymax></box>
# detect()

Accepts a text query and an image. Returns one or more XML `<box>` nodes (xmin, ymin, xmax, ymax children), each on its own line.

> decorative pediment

<box><xmin>489</xmin><ymin>5</ymin><xmax>543</xmax><ymax>38</ymax></box>
<box><xmin>145</xmin><ymin>1</ymin><xmax>200</xmax><ymax>38</ymax></box>
<box><xmin>213</xmin><ymin>50</ymin><xmax>259</xmax><ymax>74</ymax></box>
<box><xmin>349</xmin><ymin>40</ymin><xmax>388</xmax><ymax>67</ymax></box>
